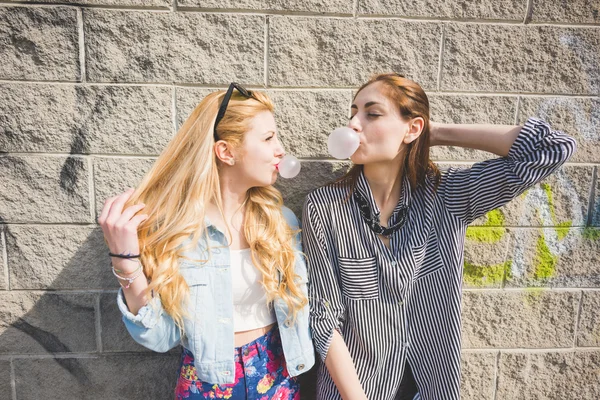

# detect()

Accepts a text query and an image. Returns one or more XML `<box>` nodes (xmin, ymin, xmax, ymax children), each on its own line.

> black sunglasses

<box><xmin>213</xmin><ymin>82</ymin><xmax>254</xmax><ymax>142</ymax></box>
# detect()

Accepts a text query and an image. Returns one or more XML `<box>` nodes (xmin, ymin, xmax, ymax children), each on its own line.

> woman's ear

<box><xmin>214</xmin><ymin>141</ymin><xmax>236</xmax><ymax>166</ymax></box>
<box><xmin>403</xmin><ymin>117</ymin><xmax>424</xmax><ymax>144</ymax></box>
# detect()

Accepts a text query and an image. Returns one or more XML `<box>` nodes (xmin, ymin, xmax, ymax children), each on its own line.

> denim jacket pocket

<box><xmin>338</xmin><ymin>256</ymin><xmax>379</xmax><ymax>300</ymax></box>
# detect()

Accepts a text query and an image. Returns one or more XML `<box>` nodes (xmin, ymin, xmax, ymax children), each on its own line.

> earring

<box><xmin>230</xmin><ymin>160</ymin><xmax>235</xmax><ymax>166</ymax></box>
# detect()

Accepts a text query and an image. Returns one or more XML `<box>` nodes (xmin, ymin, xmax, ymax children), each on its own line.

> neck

<box><xmin>363</xmin><ymin>158</ymin><xmax>404</xmax><ymax>211</ymax></box>
<box><xmin>215</xmin><ymin>168</ymin><xmax>250</xmax><ymax>221</ymax></box>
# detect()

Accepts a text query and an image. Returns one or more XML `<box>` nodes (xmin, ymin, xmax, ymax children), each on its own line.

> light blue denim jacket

<box><xmin>117</xmin><ymin>207</ymin><xmax>315</xmax><ymax>384</ymax></box>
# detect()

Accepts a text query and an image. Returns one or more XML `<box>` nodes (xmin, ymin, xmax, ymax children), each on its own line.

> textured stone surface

<box><xmin>0</xmin><ymin>360</ymin><xmax>10</xmax><ymax>400</ymax></box>
<box><xmin>275</xmin><ymin>160</ymin><xmax>349</xmax><ymax>217</ymax></box>
<box><xmin>429</xmin><ymin>94</ymin><xmax>517</xmax><ymax>161</ymax></box>
<box><xmin>442</xmin><ymin>25</ymin><xmax>600</xmax><ymax>94</ymax></box>
<box><xmin>0</xmin><ymin>292</ymin><xmax>96</xmax><ymax>354</ymax></box>
<box><xmin>461</xmin><ymin>352</ymin><xmax>496</xmax><ymax>400</ymax></box>
<box><xmin>518</xmin><ymin>97</ymin><xmax>600</xmax><ymax>163</ymax></box>
<box><xmin>468</xmin><ymin>165</ymin><xmax>592</xmax><ymax>227</ymax></box>
<box><xmin>461</xmin><ymin>290</ymin><xmax>578</xmax><ymax>348</ymax></box>
<box><xmin>0</xmin><ymin>83</ymin><xmax>173</xmax><ymax>154</ymax></box>
<box><xmin>4</xmin><ymin>0</ymin><xmax>169</xmax><ymax>4</ymax></box>
<box><xmin>359</xmin><ymin>0</ymin><xmax>526</xmax><ymax>19</ymax></box>
<box><xmin>531</xmin><ymin>0</ymin><xmax>600</xmax><ymax>24</ymax></box>
<box><xmin>496</xmin><ymin>351</ymin><xmax>600</xmax><ymax>399</ymax></box>
<box><xmin>269</xmin><ymin>90</ymin><xmax>351</xmax><ymax>157</ymax></box>
<box><xmin>0</xmin><ymin>156</ymin><xmax>91</xmax><ymax>223</ymax></box>
<box><xmin>578</xmin><ymin>291</ymin><xmax>600</xmax><ymax>347</ymax></box>
<box><xmin>594</xmin><ymin>175</ymin><xmax>600</xmax><ymax>227</ymax></box>
<box><xmin>6</xmin><ymin>225</ymin><xmax>115</xmax><ymax>290</ymax></box>
<box><xmin>269</xmin><ymin>17</ymin><xmax>441</xmax><ymax>88</ymax></box>
<box><xmin>0</xmin><ymin>6</ymin><xmax>79</xmax><ymax>81</ymax></box>
<box><xmin>505</xmin><ymin>228</ymin><xmax>600</xmax><ymax>288</ymax></box>
<box><xmin>179</xmin><ymin>0</ymin><xmax>350</xmax><ymax>13</ymax></box>
<box><xmin>93</xmin><ymin>157</ymin><xmax>156</xmax><ymax>217</ymax></box>
<box><xmin>85</xmin><ymin>10</ymin><xmax>264</xmax><ymax>84</ymax></box>
<box><xmin>100</xmin><ymin>293</ymin><xmax>150</xmax><ymax>352</ymax></box>
<box><xmin>13</xmin><ymin>353</ymin><xmax>180</xmax><ymax>399</ymax></box>
<box><xmin>0</xmin><ymin>228</ymin><xmax>6</xmax><ymax>291</ymax></box>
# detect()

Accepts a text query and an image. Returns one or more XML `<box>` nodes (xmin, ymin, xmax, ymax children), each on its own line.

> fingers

<box><xmin>98</xmin><ymin>195</ymin><xmax>118</xmax><ymax>226</ymax></box>
<box><xmin>103</xmin><ymin>188</ymin><xmax>135</xmax><ymax>227</ymax></box>
<box><xmin>127</xmin><ymin>214</ymin><xmax>149</xmax><ymax>230</ymax></box>
<box><xmin>118</xmin><ymin>203</ymin><xmax>146</xmax><ymax>225</ymax></box>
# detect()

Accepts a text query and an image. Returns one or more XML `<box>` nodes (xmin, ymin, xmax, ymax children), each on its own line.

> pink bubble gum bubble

<box><xmin>328</xmin><ymin>127</ymin><xmax>359</xmax><ymax>159</ymax></box>
<box><xmin>278</xmin><ymin>155</ymin><xmax>301</xmax><ymax>179</ymax></box>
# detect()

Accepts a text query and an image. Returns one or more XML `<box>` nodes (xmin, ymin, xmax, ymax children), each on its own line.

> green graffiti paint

<box><xmin>466</xmin><ymin>209</ymin><xmax>506</xmax><ymax>243</ymax></box>
<box><xmin>556</xmin><ymin>222</ymin><xmax>572</xmax><ymax>241</ymax></box>
<box><xmin>463</xmin><ymin>261</ymin><xmax>511</xmax><ymax>287</ymax></box>
<box><xmin>583</xmin><ymin>227</ymin><xmax>600</xmax><ymax>241</ymax></box>
<box><xmin>533</xmin><ymin>233</ymin><xmax>557</xmax><ymax>280</ymax></box>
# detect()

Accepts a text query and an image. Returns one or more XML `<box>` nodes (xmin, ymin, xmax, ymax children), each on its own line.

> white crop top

<box><xmin>230</xmin><ymin>248</ymin><xmax>276</xmax><ymax>332</ymax></box>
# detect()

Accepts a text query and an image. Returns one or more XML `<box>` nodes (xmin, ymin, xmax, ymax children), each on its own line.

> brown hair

<box><xmin>337</xmin><ymin>73</ymin><xmax>440</xmax><ymax>192</ymax></box>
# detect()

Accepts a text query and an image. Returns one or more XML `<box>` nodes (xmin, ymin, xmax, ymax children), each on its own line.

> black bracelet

<box><xmin>109</xmin><ymin>252</ymin><xmax>140</xmax><ymax>259</ymax></box>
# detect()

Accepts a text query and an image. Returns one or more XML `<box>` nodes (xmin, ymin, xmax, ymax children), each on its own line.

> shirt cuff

<box><xmin>116</xmin><ymin>288</ymin><xmax>163</xmax><ymax>329</ymax></box>
<box><xmin>508</xmin><ymin>117</ymin><xmax>549</xmax><ymax>160</ymax></box>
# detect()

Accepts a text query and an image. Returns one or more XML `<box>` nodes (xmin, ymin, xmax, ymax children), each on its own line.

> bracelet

<box><xmin>109</xmin><ymin>252</ymin><xmax>140</xmax><ymax>259</ymax></box>
<box><xmin>112</xmin><ymin>260</ymin><xmax>143</xmax><ymax>289</ymax></box>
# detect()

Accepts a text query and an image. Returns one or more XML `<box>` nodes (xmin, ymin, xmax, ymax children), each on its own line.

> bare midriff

<box><xmin>234</xmin><ymin>323</ymin><xmax>276</xmax><ymax>347</ymax></box>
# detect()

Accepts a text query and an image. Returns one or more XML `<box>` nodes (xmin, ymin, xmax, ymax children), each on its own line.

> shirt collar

<box><xmin>355</xmin><ymin>169</ymin><xmax>412</xmax><ymax>222</ymax></box>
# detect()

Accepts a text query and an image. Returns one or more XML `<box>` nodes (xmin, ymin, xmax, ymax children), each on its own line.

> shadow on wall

<box><xmin>1</xmin><ymin>154</ymin><xmax>347</xmax><ymax>399</ymax></box>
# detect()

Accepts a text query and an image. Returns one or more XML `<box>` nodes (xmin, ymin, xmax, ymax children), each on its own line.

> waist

<box><xmin>234</xmin><ymin>322</ymin><xmax>276</xmax><ymax>347</ymax></box>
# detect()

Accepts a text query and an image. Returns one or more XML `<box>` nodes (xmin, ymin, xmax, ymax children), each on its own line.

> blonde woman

<box><xmin>99</xmin><ymin>83</ymin><xmax>314</xmax><ymax>399</ymax></box>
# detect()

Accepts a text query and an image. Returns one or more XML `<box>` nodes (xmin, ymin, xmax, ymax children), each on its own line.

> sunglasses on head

<box><xmin>213</xmin><ymin>82</ymin><xmax>254</xmax><ymax>142</ymax></box>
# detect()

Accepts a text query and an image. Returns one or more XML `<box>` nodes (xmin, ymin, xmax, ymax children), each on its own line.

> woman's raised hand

<box><xmin>98</xmin><ymin>188</ymin><xmax>148</xmax><ymax>272</ymax></box>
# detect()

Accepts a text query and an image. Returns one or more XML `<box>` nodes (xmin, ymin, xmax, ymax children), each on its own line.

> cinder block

<box><xmin>442</xmin><ymin>25</ymin><xmax>600</xmax><ymax>94</ymax></box>
<box><xmin>496</xmin><ymin>351</ymin><xmax>600</xmax><ymax>399</ymax></box>
<box><xmin>461</xmin><ymin>290</ymin><xmax>578</xmax><ymax>348</ymax></box>
<box><xmin>85</xmin><ymin>10</ymin><xmax>265</xmax><ymax>84</ymax></box>
<box><xmin>0</xmin><ymin>155</ymin><xmax>91</xmax><ymax>223</ymax></box>
<box><xmin>0</xmin><ymin>6</ymin><xmax>79</xmax><ymax>81</ymax></box>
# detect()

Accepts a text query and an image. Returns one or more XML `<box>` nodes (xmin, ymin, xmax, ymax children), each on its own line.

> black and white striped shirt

<box><xmin>301</xmin><ymin>118</ymin><xmax>576</xmax><ymax>400</ymax></box>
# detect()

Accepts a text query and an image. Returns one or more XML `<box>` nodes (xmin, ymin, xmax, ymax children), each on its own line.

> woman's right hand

<box><xmin>98</xmin><ymin>188</ymin><xmax>148</xmax><ymax>272</ymax></box>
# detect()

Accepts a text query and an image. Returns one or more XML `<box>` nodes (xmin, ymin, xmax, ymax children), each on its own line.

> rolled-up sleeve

<box><xmin>439</xmin><ymin>117</ymin><xmax>577</xmax><ymax>225</ymax></box>
<box><xmin>302</xmin><ymin>196</ymin><xmax>346</xmax><ymax>362</ymax></box>
<box><xmin>116</xmin><ymin>288</ymin><xmax>181</xmax><ymax>352</ymax></box>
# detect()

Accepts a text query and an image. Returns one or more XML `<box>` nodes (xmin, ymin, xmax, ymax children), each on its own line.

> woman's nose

<box><xmin>348</xmin><ymin>115</ymin><xmax>361</xmax><ymax>132</ymax></box>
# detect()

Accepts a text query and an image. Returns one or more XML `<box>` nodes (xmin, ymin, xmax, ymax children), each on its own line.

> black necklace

<box><xmin>353</xmin><ymin>189</ymin><xmax>408</xmax><ymax>237</ymax></box>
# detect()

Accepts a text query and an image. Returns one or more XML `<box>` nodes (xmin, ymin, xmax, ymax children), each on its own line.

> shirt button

<box><xmin>398</xmin><ymin>300</ymin><xmax>403</xmax><ymax>306</ymax></box>
<box><xmin>243</xmin><ymin>348</ymin><xmax>249</xmax><ymax>356</ymax></box>
<box><xmin>391</xmin><ymin>261</ymin><xmax>397</xmax><ymax>266</ymax></box>
<box><xmin>285</xmin><ymin>320</ymin><xmax>292</xmax><ymax>328</ymax></box>
<box><xmin>297</xmin><ymin>364</ymin><xmax>305</xmax><ymax>371</ymax></box>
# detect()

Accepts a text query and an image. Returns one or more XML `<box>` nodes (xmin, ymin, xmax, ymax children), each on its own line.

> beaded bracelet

<box><xmin>112</xmin><ymin>260</ymin><xmax>143</xmax><ymax>289</ymax></box>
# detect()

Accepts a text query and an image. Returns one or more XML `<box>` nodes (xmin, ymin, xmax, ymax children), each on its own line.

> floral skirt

<box><xmin>174</xmin><ymin>326</ymin><xmax>300</xmax><ymax>400</ymax></box>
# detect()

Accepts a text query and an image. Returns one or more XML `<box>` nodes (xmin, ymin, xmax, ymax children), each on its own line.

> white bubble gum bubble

<box><xmin>278</xmin><ymin>155</ymin><xmax>301</xmax><ymax>179</ymax></box>
<box><xmin>328</xmin><ymin>127</ymin><xmax>360</xmax><ymax>159</ymax></box>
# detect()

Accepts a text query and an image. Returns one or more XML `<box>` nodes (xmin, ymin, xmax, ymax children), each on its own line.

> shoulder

<box><xmin>305</xmin><ymin>182</ymin><xmax>350</xmax><ymax>209</ymax></box>
<box><xmin>281</xmin><ymin>206</ymin><xmax>299</xmax><ymax>230</ymax></box>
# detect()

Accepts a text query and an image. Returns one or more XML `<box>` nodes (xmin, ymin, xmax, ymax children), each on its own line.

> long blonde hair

<box><xmin>127</xmin><ymin>89</ymin><xmax>307</xmax><ymax>332</ymax></box>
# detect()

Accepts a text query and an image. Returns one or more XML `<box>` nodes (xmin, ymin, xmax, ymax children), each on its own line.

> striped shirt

<box><xmin>301</xmin><ymin>118</ymin><xmax>576</xmax><ymax>400</ymax></box>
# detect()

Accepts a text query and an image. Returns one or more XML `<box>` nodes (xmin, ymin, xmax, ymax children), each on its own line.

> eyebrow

<box><xmin>350</xmin><ymin>101</ymin><xmax>382</xmax><ymax>109</ymax></box>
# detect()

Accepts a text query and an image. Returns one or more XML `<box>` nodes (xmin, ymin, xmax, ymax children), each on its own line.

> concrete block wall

<box><xmin>0</xmin><ymin>1</ymin><xmax>598</xmax><ymax>399</ymax></box>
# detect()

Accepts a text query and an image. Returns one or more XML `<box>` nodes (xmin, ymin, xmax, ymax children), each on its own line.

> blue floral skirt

<box><xmin>174</xmin><ymin>326</ymin><xmax>300</xmax><ymax>399</ymax></box>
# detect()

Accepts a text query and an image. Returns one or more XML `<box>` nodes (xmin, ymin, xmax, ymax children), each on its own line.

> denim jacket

<box><xmin>117</xmin><ymin>207</ymin><xmax>315</xmax><ymax>384</ymax></box>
